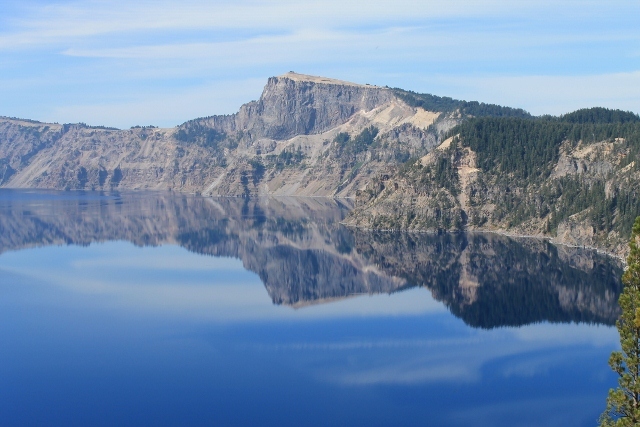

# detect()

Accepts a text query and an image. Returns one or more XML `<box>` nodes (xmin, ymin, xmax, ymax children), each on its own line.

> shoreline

<box><xmin>0</xmin><ymin>187</ymin><xmax>629</xmax><ymax>265</ymax></box>
<box><xmin>341</xmin><ymin>222</ymin><xmax>627</xmax><ymax>266</ymax></box>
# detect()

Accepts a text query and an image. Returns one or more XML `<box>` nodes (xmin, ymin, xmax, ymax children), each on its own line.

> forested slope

<box><xmin>345</xmin><ymin>108</ymin><xmax>640</xmax><ymax>258</ymax></box>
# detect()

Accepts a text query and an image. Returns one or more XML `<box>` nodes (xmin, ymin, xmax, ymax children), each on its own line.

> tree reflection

<box><xmin>0</xmin><ymin>190</ymin><xmax>624</xmax><ymax>328</ymax></box>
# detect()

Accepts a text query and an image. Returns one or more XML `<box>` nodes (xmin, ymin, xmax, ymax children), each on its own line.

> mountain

<box><xmin>0</xmin><ymin>191</ymin><xmax>623</xmax><ymax>328</ymax></box>
<box><xmin>1</xmin><ymin>72</ymin><xmax>639</xmax><ymax>257</ymax></box>
<box><xmin>0</xmin><ymin>72</ymin><xmax>460</xmax><ymax>197</ymax></box>
<box><xmin>345</xmin><ymin>114</ymin><xmax>640</xmax><ymax>257</ymax></box>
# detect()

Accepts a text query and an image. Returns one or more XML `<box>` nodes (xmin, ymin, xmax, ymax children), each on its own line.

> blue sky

<box><xmin>1</xmin><ymin>0</ymin><xmax>639</xmax><ymax>128</ymax></box>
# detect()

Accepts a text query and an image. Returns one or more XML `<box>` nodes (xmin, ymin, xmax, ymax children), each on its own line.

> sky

<box><xmin>0</xmin><ymin>0</ymin><xmax>639</xmax><ymax>129</ymax></box>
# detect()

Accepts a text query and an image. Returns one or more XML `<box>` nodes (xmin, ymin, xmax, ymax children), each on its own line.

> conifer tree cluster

<box><xmin>600</xmin><ymin>216</ymin><xmax>640</xmax><ymax>426</ymax></box>
<box><xmin>446</xmin><ymin>112</ymin><xmax>640</xmax><ymax>238</ymax></box>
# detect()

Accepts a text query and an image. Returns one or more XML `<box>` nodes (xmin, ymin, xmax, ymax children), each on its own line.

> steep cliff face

<box><xmin>178</xmin><ymin>73</ymin><xmax>451</xmax><ymax>198</ymax></box>
<box><xmin>0</xmin><ymin>123</ymin><xmax>226</xmax><ymax>192</ymax></box>
<box><xmin>0</xmin><ymin>120</ymin><xmax>64</xmax><ymax>185</ymax></box>
<box><xmin>193</xmin><ymin>73</ymin><xmax>395</xmax><ymax>140</ymax></box>
<box><xmin>0</xmin><ymin>72</ymin><xmax>450</xmax><ymax>198</ymax></box>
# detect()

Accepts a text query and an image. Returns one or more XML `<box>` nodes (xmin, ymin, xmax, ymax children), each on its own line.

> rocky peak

<box><xmin>194</xmin><ymin>72</ymin><xmax>395</xmax><ymax>141</ymax></box>
<box><xmin>275</xmin><ymin>72</ymin><xmax>380</xmax><ymax>88</ymax></box>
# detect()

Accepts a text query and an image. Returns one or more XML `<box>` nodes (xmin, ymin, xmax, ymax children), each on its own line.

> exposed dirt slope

<box><xmin>0</xmin><ymin>73</ymin><xmax>455</xmax><ymax>198</ymax></box>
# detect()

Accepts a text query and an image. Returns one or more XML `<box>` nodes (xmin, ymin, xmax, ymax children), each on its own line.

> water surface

<box><xmin>0</xmin><ymin>190</ymin><xmax>624</xmax><ymax>426</ymax></box>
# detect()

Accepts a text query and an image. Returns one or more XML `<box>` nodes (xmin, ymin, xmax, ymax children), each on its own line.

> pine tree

<box><xmin>600</xmin><ymin>216</ymin><xmax>640</xmax><ymax>426</ymax></box>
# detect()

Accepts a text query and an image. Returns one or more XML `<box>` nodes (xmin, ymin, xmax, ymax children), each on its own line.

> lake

<box><xmin>0</xmin><ymin>190</ymin><xmax>623</xmax><ymax>426</ymax></box>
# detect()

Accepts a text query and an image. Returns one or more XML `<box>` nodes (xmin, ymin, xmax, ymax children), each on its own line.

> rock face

<box><xmin>1</xmin><ymin>73</ymin><xmax>639</xmax><ymax>258</ymax></box>
<box><xmin>0</xmin><ymin>120</ymin><xmax>222</xmax><ymax>192</ymax></box>
<box><xmin>199</xmin><ymin>73</ymin><xmax>395</xmax><ymax>140</ymax></box>
<box><xmin>346</xmin><ymin>126</ymin><xmax>640</xmax><ymax>259</ymax></box>
<box><xmin>0</xmin><ymin>72</ymin><xmax>452</xmax><ymax>198</ymax></box>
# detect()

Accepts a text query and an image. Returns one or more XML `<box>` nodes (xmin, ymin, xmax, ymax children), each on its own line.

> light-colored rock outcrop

<box><xmin>0</xmin><ymin>72</ymin><xmax>452</xmax><ymax>198</ymax></box>
<box><xmin>346</xmin><ymin>133</ymin><xmax>639</xmax><ymax>259</ymax></box>
<box><xmin>2</xmin><ymin>73</ymin><xmax>638</xmax><ymax>259</ymax></box>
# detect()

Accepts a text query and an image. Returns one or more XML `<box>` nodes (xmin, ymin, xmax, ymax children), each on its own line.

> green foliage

<box><xmin>62</xmin><ymin>123</ymin><xmax>119</xmax><ymax>132</ymax></box>
<box><xmin>76</xmin><ymin>166</ymin><xmax>88</xmax><ymax>188</ymax></box>
<box><xmin>248</xmin><ymin>159</ymin><xmax>265</xmax><ymax>184</ymax></box>
<box><xmin>173</xmin><ymin>122</ymin><xmax>236</xmax><ymax>167</ymax></box>
<box><xmin>449</xmin><ymin>112</ymin><xmax>640</xmax><ymax>179</ymax></box>
<box><xmin>558</xmin><ymin>121</ymin><xmax>640</xmax><ymax>152</ymax></box>
<box><xmin>0</xmin><ymin>159</ymin><xmax>15</xmax><ymax>185</ymax></box>
<box><xmin>616</xmin><ymin>191</ymin><xmax>640</xmax><ymax>237</ymax></box>
<box><xmin>278</xmin><ymin>147</ymin><xmax>304</xmax><ymax>165</ymax></box>
<box><xmin>431</xmin><ymin>157</ymin><xmax>459</xmax><ymax>197</ymax></box>
<box><xmin>392</xmin><ymin>89</ymin><xmax>531</xmax><ymax>118</ymax></box>
<box><xmin>389</xmin><ymin>152</ymin><xmax>463</xmax><ymax>230</ymax></box>
<box><xmin>444</xmin><ymin>113</ymin><xmax>640</xmax><ymax>238</ymax></box>
<box><xmin>600</xmin><ymin>217</ymin><xmax>640</xmax><ymax>426</ymax></box>
<box><xmin>98</xmin><ymin>169</ymin><xmax>108</xmax><ymax>187</ymax></box>
<box><xmin>175</xmin><ymin>123</ymin><xmax>227</xmax><ymax>148</ymax></box>
<box><xmin>110</xmin><ymin>166</ymin><xmax>123</xmax><ymax>186</ymax></box>
<box><xmin>265</xmin><ymin>146</ymin><xmax>306</xmax><ymax>170</ymax></box>
<box><xmin>560</xmin><ymin>108</ymin><xmax>640</xmax><ymax>125</ymax></box>
<box><xmin>1</xmin><ymin>115</ymin><xmax>44</xmax><ymax>124</ymax></box>
<box><xmin>334</xmin><ymin>132</ymin><xmax>350</xmax><ymax>145</ymax></box>
<box><xmin>398</xmin><ymin>157</ymin><xmax>421</xmax><ymax>176</ymax></box>
<box><xmin>328</xmin><ymin>127</ymin><xmax>381</xmax><ymax>185</ymax></box>
<box><xmin>351</xmin><ymin>126</ymin><xmax>379</xmax><ymax>153</ymax></box>
<box><xmin>333</xmin><ymin>126</ymin><xmax>379</xmax><ymax>157</ymax></box>
<box><xmin>394</xmin><ymin>149</ymin><xmax>411</xmax><ymax>163</ymax></box>
<box><xmin>331</xmin><ymin>127</ymin><xmax>415</xmax><ymax>171</ymax></box>
<box><xmin>452</xmin><ymin>117</ymin><xmax>566</xmax><ymax>180</ymax></box>
<box><xmin>357</xmin><ymin>104</ymin><xmax>640</xmax><ymax>241</ymax></box>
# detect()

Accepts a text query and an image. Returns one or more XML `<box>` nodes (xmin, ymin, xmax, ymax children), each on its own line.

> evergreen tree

<box><xmin>600</xmin><ymin>217</ymin><xmax>640</xmax><ymax>426</ymax></box>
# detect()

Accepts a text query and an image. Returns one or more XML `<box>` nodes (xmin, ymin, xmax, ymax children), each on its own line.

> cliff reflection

<box><xmin>354</xmin><ymin>231</ymin><xmax>622</xmax><ymax>328</ymax></box>
<box><xmin>0</xmin><ymin>190</ymin><xmax>623</xmax><ymax>328</ymax></box>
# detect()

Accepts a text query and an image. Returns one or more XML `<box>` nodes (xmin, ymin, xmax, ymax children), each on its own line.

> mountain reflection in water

<box><xmin>0</xmin><ymin>189</ymin><xmax>623</xmax><ymax>329</ymax></box>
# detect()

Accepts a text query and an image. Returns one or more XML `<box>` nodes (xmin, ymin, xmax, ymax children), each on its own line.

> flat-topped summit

<box><xmin>278</xmin><ymin>72</ymin><xmax>380</xmax><ymax>88</ymax></box>
<box><xmin>193</xmin><ymin>71</ymin><xmax>396</xmax><ymax>141</ymax></box>
<box><xmin>0</xmin><ymin>73</ymin><xmax>448</xmax><ymax>199</ymax></box>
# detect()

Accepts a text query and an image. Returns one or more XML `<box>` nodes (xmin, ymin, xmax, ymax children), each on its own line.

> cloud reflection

<box><xmin>0</xmin><ymin>192</ymin><xmax>624</xmax><ymax>328</ymax></box>
<box><xmin>0</xmin><ymin>193</ymin><xmax>620</xmax><ymax>426</ymax></box>
<box><xmin>244</xmin><ymin>323</ymin><xmax>617</xmax><ymax>386</ymax></box>
<box><xmin>0</xmin><ymin>241</ymin><xmax>445</xmax><ymax>321</ymax></box>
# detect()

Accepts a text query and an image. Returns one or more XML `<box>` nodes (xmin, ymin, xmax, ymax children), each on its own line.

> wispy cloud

<box><xmin>282</xmin><ymin>323</ymin><xmax>618</xmax><ymax>386</ymax></box>
<box><xmin>0</xmin><ymin>240</ymin><xmax>446</xmax><ymax>321</ymax></box>
<box><xmin>0</xmin><ymin>0</ymin><xmax>572</xmax><ymax>49</ymax></box>
<box><xmin>4</xmin><ymin>0</ymin><xmax>633</xmax><ymax>54</ymax></box>
<box><xmin>1</xmin><ymin>0</ymin><xmax>639</xmax><ymax>126</ymax></box>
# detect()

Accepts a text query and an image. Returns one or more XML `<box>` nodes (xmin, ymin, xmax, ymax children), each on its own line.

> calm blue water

<box><xmin>0</xmin><ymin>190</ymin><xmax>623</xmax><ymax>426</ymax></box>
